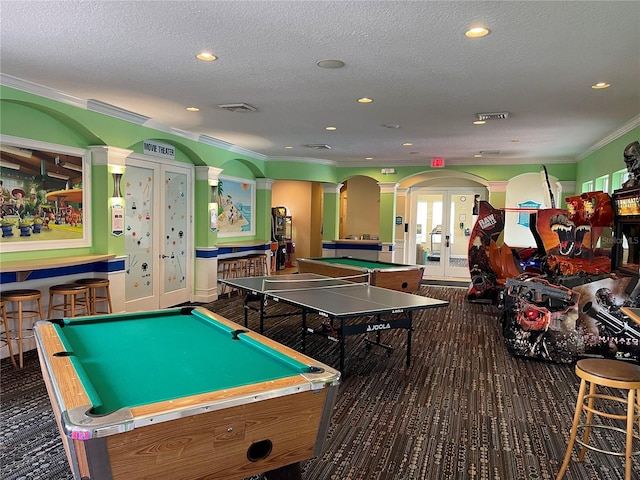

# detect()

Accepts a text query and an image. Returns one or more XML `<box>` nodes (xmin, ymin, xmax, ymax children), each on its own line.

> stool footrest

<box><xmin>574</xmin><ymin>424</ymin><xmax>640</xmax><ymax>457</ymax></box>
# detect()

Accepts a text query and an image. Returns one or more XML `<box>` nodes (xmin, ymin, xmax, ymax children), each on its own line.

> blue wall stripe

<box><xmin>196</xmin><ymin>244</ymin><xmax>271</xmax><ymax>259</ymax></box>
<box><xmin>0</xmin><ymin>258</ymin><xmax>126</xmax><ymax>285</ymax></box>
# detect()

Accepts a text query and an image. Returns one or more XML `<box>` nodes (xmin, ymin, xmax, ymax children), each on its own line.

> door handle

<box><xmin>160</xmin><ymin>254</ymin><xmax>175</xmax><ymax>259</ymax></box>
<box><xmin>445</xmin><ymin>235</ymin><xmax>450</xmax><ymax>248</ymax></box>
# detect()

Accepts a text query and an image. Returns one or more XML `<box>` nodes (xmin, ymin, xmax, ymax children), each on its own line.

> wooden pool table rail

<box><xmin>34</xmin><ymin>307</ymin><xmax>340</xmax><ymax>480</ymax></box>
<box><xmin>297</xmin><ymin>257</ymin><xmax>424</xmax><ymax>293</ymax></box>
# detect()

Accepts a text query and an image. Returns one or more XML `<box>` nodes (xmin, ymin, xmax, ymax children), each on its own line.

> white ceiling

<box><xmin>1</xmin><ymin>1</ymin><xmax>639</xmax><ymax>168</ymax></box>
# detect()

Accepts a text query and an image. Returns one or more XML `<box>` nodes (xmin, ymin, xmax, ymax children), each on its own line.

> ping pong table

<box><xmin>220</xmin><ymin>273</ymin><xmax>448</xmax><ymax>373</ymax></box>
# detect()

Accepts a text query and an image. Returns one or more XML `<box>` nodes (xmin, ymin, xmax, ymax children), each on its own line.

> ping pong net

<box><xmin>259</xmin><ymin>274</ymin><xmax>369</xmax><ymax>294</ymax></box>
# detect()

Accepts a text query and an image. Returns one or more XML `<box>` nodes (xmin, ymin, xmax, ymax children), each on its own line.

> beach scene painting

<box><xmin>216</xmin><ymin>175</ymin><xmax>255</xmax><ymax>237</ymax></box>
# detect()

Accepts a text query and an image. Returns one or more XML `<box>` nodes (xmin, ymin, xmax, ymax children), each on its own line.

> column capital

<box><xmin>321</xmin><ymin>183</ymin><xmax>343</xmax><ymax>195</ymax></box>
<box><xmin>377</xmin><ymin>182</ymin><xmax>399</xmax><ymax>195</ymax></box>
<box><xmin>256</xmin><ymin>178</ymin><xmax>275</xmax><ymax>190</ymax></box>
<box><xmin>89</xmin><ymin>145</ymin><xmax>132</xmax><ymax>167</ymax></box>
<box><xmin>487</xmin><ymin>181</ymin><xmax>508</xmax><ymax>193</ymax></box>
<box><xmin>195</xmin><ymin>166</ymin><xmax>224</xmax><ymax>183</ymax></box>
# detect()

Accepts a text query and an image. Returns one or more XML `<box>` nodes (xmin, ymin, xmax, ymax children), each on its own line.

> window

<box><xmin>611</xmin><ymin>168</ymin><xmax>628</xmax><ymax>191</ymax></box>
<box><xmin>595</xmin><ymin>174</ymin><xmax>609</xmax><ymax>193</ymax></box>
<box><xmin>581</xmin><ymin>180</ymin><xmax>594</xmax><ymax>193</ymax></box>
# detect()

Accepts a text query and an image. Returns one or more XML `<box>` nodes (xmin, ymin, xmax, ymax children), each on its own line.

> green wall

<box><xmin>1</xmin><ymin>83</ymin><xmax>636</xmax><ymax>263</ymax></box>
<box><xmin>576</xmin><ymin>125</ymin><xmax>640</xmax><ymax>189</ymax></box>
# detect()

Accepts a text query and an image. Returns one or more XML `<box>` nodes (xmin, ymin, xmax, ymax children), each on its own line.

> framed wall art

<box><xmin>216</xmin><ymin>175</ymin><xmax>255</xmax><ymax>237</ymax></box>
<box><xmin>0</xmin><ymin>136</ymin><xmax>91</xmax><ymax>252</ymax></box>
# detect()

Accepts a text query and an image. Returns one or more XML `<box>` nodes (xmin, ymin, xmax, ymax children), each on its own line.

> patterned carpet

<box><xmin>1</xmin><ymin>286</ymin><xmax>639</xmax><ymax>480</ymax></box>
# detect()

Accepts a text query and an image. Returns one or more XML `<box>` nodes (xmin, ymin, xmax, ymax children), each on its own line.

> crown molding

<box><xmin>265</xmin><ymin>156</ymin><xmax>336</xmax><ymax>166</ymax></box>
<box><xmin>1</xmin><ymin>74</ymin><xmax>87</xmax><ymax>109</ymax></box>
<box><xmin>1</xmin><ymin>74</ymin><xmax>266</xmax><ymax>159</ymax></box>
<box><xmin>578</xmin><ymin>114</ymin><xmax>640</xmax><ymax>161</ymax></box>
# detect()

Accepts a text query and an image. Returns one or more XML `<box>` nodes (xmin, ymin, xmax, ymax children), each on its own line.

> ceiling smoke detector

<box><xmin>217</xmin><ymin>103</ymin><xmax>257</xmax><ymax>112</ymax></box>
<box><xmin>476</xmin><ymin>112</ymin><xmax>509</xmax><ymax>121</ymax></box>
<box><xmin>304</xmin><ymin>144</ymin><xmax>332</xmax><ymax>150</ymax></box>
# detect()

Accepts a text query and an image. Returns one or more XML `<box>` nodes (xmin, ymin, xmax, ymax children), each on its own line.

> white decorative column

<box><xmin>394</xmin><ymin>187</ymin><xmax>409</xmax><ymax>264</ymax></box>
<box><xmin>378</xmin><ymin>182</ymin><xmax>399</xmax><ymax>263</ymax></box>
<box><xmin>321</xmin><ymin>183</ymin><xmax>343</xmax><ymax>257</ymax></box>
<box><xmin>194</xmin><ymin>166</ymin><xmax>223</xmax><ymax>303</ymax></box>
<box><xmin>90</xmin><ymin>146</ymin><xmax>132</xmax><ymax>313</ymax></box>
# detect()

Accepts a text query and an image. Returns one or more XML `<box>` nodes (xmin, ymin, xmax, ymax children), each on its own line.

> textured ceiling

<box><xmin>1</xmin><ymin>1</ymin><xmax>639</xmax><ymax>167</ymax></box>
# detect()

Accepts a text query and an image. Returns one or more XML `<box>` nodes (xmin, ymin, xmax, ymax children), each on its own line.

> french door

<box><xmin>124</xmin><ymin>156</ymin><xmax>193</xmax><ymax>311</ymax></box>
<box><xmin>410</xmin><ymin>188</ymin><xmax>485</xmax><ymax>279</ymax></box>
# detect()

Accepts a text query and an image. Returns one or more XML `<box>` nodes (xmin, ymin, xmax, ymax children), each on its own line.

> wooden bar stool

<box><xmin>0</xmin><ymin>289</ymin><xmax>44</xmax><ymax>368</ymax></box>
<box><xmin>218</xmin><ymin>259</ymin><xmax>239</xmax><ymax>297</ymax></box>
<box><xmin>259</xmin><ymin>253</ymin><xmax>270</xmax><ymax>276</ymax></box>
<box><xmin>247</xmin><ymin>254</ymin><xmax>269</xmax><ymax>276</ymax></box>
<box><xmin>234</xmin><ymin>257</ymin><xmax>250</xmax><ymax>278</ymax></box>
<box><xmin>556</xmin><ymin>358</ymin><xmax>640</xmax><ymax>480</ymax></box>
<box><xmin>0</xmin><ymin>300</ymin><xmax>17</xmax><ymax>368</ymax></box>
<box><xmin>74</xmin><ymin>278</ymin><xmax>113</xmax><ymax>315</ymax></box>
<box><xmin>47</xmin><ymin>284</ymin><xmax>90</xmax><ymax>319</ymax></box>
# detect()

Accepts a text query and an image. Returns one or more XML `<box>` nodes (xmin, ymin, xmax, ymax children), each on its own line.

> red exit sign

<box><xmin>431</xmin><ymin>157</ymin><xmax>445</xmax><ymax>168</ymax></box>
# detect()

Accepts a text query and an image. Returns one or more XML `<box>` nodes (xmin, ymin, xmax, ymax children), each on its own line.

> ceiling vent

<box><xmin>304</xmin><ymin>144</ymin><xmax>332</xmax><ymax>150</ymax></box>
<box><xmin>217</xmin><ymin>103</ymin><xmax>257</xmax><ymax>112</ymax></box>
<box><xmin>476</xmin><ymin>112</ymin><xmax>509</xmax><ymax>121</ymax></box>
<box><xmin>478</xmin><ymin>150</ymin><xmax>501</xmax><ymax>156</ymax></box>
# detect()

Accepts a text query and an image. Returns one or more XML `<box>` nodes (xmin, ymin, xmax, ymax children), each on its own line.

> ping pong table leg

<box><xmin>243</xmin><ymin>295</ymin><xmax>249</xmax><ymax>328</ymax></box>
<box><xmin>340</xmin><ymin>318</ymin><xmax>346</xmax><ymax>374</ymax></box>
<box><xmin>259</xmin><ymin>294</ymin><xmax>265</xmax><ymax>333</ymax></box>
<box><xmin>301</xmin><ymin>310</ymin><xmax>307</xmax><ymax>353</ymax></box>
<box><xmin>406</xmin><ymin>312</ymin><xmax>413</xmax><ymax>367</ymax></box>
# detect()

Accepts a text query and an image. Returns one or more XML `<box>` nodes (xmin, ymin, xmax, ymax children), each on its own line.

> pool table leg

<box><xmin>265</xmin><ymin>461</ymin><xmax>302</xmax><ymax>480</ymax></box>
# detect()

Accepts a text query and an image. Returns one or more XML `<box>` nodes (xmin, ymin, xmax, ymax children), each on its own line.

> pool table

<box><xmin>297</xmin><ymin>257</ymin><xmax>424</xmax><ymax>293</ymax></box>
<box><xmin>34</xmin><ymin>306</ymin><xmax>340</xmax><ymax>480</ymax></box>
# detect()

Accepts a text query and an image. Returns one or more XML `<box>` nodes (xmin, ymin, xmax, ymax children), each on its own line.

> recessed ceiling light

<box><xmin>325</xmin><ymin>126</ymin><xmax>337</xmax><ymax>131</ymax></box>
<box><xmin>591</xmin><ymin>82</ymin><xmax>610</xmax><ymax>89</ymax></box>
<box><xmin>383</xmin><ymin>124</ymin><xmax>400</xmax><ymax>129</ymax></box>
<box><xmin>474</xmin><ymin>154</ymin><xmax>483</xmax><ymax>158</ymax></box>
<box><xmin>196</xmin><ymin>52</ymin><xmax>217</xmax><ymax>62</ymax></box>
<box><xmin>402</xmin><ymin>142</ymin><xmax>413</xmax><ymax>146</ymax></box>
<box><xmin>186</xmin><ymin>107</ymin><xmax>200</xmax><ymax>112</ymax></box>
<box><xmin>511</xmin><ymin>139</ymin><xmax>520</xmax><ymax>143</ymax></box>
<box><xmin>358</xmin><ymin>97</ymin><xmax>374</xmax><ymax>103</ymax></box>
<box><xmin>465</xmin><ymin>27</ymin><xmax>490</xmax><ymax>38</ymax></box>
<box><xmin>473</xmin><ymin>120</ymin><xmax>486</xmax><ymax>125</ymax></box>
<box><xmin>365</xmin><ymin>157</ymin><xmax>373</xmax><ymax>160</ymax></box>
<box><xmin>317</xmin><ymin>59</ymin><xmax>345</xmax><ymax>69</ymax></box>
<box><xmin>284</xmin><ymin>146</ymin><xmax>293</xmax><ymax>149</ymax></box>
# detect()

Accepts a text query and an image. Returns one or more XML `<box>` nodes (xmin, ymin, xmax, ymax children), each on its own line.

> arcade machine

<box><xmin>611</xmin><ymin>185</ymin><xmax>640</xmax><ymax>276</ymax></box>
<box><xmin>469</xmin><ymin>188</ymin><xmax>640</xmax><ymax>364</ymax></box>
<box><xmin>271</xmin><ymin>206</ymin><xmax>293</xmax><ymax>270</ymax></box>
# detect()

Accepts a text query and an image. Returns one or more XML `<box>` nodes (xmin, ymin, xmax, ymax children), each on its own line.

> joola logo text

<box><xmin>367</xmin><ymin>323</ymin><xmax>391</xmax><ymax>331</ymax></box>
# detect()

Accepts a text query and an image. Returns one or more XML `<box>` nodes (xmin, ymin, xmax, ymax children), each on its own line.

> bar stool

<box><xmin>0</xmin><ymin>300</ymin><xmax>17</xmax><ymax>368</ymax></box>
<box><xmin>218</xmin><ymin>259</ymin><xmax>239</xmax><ymax>297</ymax></box>
<box><xmin>47</xmin><ymin>284</ymin><xmax>90</xmax><ymax>319</ymax></box>
<box><xmin>556</xmin><ymin>358</ymin><xmax>640</xmax><ymax>480</ymax></box>
<box><xmin>0</xmin><ymin>289</ymin><xmax>44</xmax><ymax>368</ymax></box>
<box><xmin>74</xmin><ymin>278</ymin><xmax>113</xmax><ymax>315</ymax></box>
<box><xmin>234</xmin><ymin>257</ymin><xmax>250</xmax><ymax>278</ymax></box>
<box><xmin>247</xmin><ymin>254</ymin><xmax>269</xmax><ymax>276</ymax></box>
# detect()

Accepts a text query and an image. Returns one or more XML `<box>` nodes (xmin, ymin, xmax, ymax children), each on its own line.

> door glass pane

<box><xmin>449</xmin><ymin>194</ymin><xmax>472</xmax><ymax>270</ymax></box>
<box><xmin>416</xmin><ymin>194</ymin><xmax>443</xmax><ymax>267</ymax></box>
<box><xmin>163</xmin><ymin>170</ymin><xmax>188</xmax><ymax>294</ymax></box>
<box><xmin>125</xmin><ymin>165</ymin><xmax>154</xmax><ymax>302</ymax></box>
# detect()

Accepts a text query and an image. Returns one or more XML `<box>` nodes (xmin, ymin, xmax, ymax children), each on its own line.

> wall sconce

<box><xmin>112</xmin><ymin>172</ymin><xmax>123</xmax><ymax>198</ymax></box>
<box><xmin>210</xmin><ymin>181</ymin><xmax>218</xmax><ymax>204</ymax></box>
